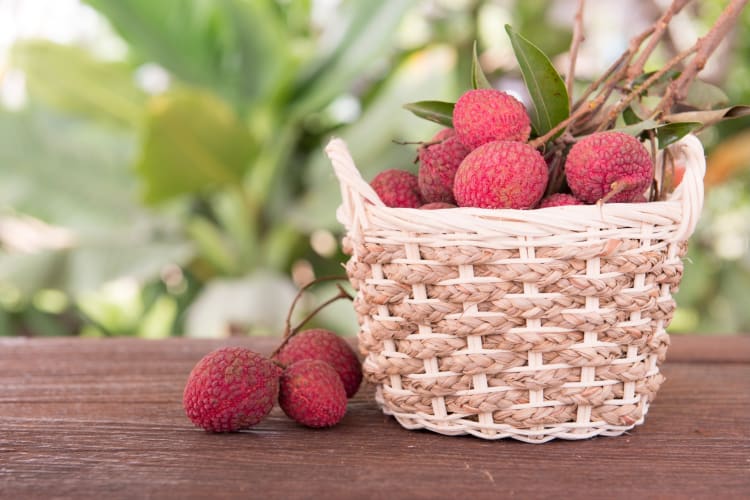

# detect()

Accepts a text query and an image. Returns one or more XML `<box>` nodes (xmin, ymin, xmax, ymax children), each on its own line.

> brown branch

<box><xmin>626</xmin><ymin>0</ymin><xmax>693</xmax><ymax>82</ymax></box>
<box><xmin>595</xmin><ymin>44</ymin><xmax>697</xmax><ymax>131</ymax></box>
<box><xmin>571</xmin><ymin>51</ymin><xmax>629</xmax><ymax>112</ymax></box>
<box><xmin>571</xmin><ymin>23</ymin><xmax>657</xmax><ymax>112</ymax></box>
<box><xmin>533</xmin><ymin>0</ymin><xmax>746</xmax><ymax>147</ymax></box>
<box><xmin>566</xmin><ymin>0</ymin><xmax>586</xmax><ymax>107</ymax></box>
<box><xmin>530</xmin><ymin>90</ymin><xmax>609</xmax><ymax>148</ymax></box>
<box><xmin>656</xmin><ymin>0</ymin><xmax>750</xmax><ymax>115</ymax></box>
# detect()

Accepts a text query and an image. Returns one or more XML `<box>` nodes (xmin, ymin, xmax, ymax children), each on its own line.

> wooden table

<box><xmin>1</xmin><ymin>336</ymin><xmax>748</xmax><ymax>499</ymax></box>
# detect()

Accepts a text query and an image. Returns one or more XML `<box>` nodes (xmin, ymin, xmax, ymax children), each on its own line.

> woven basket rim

<box><xmin>326</xmin><ymin>134</ymin><xmax>705</xmax><ymax>244</ymax></box>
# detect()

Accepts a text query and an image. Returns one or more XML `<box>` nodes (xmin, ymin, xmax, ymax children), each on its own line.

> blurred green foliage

<box><xmin>0</xmin><ymin>0</ymin><xmax>748</xmax><ymax>337</ymax></box>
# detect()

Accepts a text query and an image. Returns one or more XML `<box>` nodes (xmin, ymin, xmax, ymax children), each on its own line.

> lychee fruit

<box><xmin>453</xmin><ymin>141</ymin><xmax>548</xmax><ymax>209</ymax></box>
<box><xmin>420</xmin><ymin>202</ymin><xmax>457</xmax><ymax>209</ymax></box>
<box><xmin>279</xmin><ymin>359</ymin><xmax>347</xmax><ymax>428</ymax></box>
<box><xmin>565</xmin><ymin>131</ymin><xmax>654</xmax><ymax>203</ymax></box>
<box><xmin>452</xmin><ymin>89</ymin><xmax>532</xmax><ymax>149</ymax></box>
<box><xmin>183</xmin><ymin>346</ymin><xmax>282</xmax><ymax>432</ymax></box>
<box><xmin>370</xmin><ymin>169</ymin><xmax>422</xmax><ymax>208</ymax></box>
<box><xmin>417</xmin><ymin>128</ymin><xmax>469</xmax><ymax>204</ymax></box>
<box><xmin>538</xmin><ymin>193</ymin><xmax>584</xmax><ymax>208</ymax></box>
<box><xmin>274</xmin><ymin>328</ymin><xmax>362</xmax><ymax>398</ymax></box>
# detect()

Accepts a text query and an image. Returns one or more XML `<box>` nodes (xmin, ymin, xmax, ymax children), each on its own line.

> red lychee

<box><xmin>565</xmin><ymin>131</ymin><xmax>654</xmax><ymax>203</ymax></box>
<box><xmin>453</xmin><ymin>141</ymin><xmax>548</xmax><ymax>209</ymax></box>
<box><xmin>370</xmin><ymin>169</ymin><xmax>422</xmax><ymax>208</ymax></box>
<box><xmin>418</xmin><ymin>128</ymin><xmax>470</xmax><ymax>204</ymax></box>
<box><xmin>419</xmin><ymin>202</ymin><xmax>457</xmax><ymax>209</ymax></box>
<box><xmin>279</xmin><ymin>359</ymin><xmax>347</xmax><ymax>428</ymax></box>
<box><xmin>274</xmin><ymin>328</ymin><xmax>362</xmax><ymax>398</ymax></box>
<box><xmin>452</xmin><ymin>89</ymin><xmax>532</xmax><ymax>149</ymax></box>
<box><xmin>183</xmin><ymin>347</ymin><xmax>282</xmax><ymax>432</ymax></box>
<box><xmin>538</xmin><ymin>193</ymin><xmax>584</xmax><ymax>208</ymax></box>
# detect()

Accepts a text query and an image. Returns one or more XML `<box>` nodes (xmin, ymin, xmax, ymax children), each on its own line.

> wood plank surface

<box><xmin>1</xmin><ymin>335</ymin><xmax>748</xmax><ymax>499</ymax></box>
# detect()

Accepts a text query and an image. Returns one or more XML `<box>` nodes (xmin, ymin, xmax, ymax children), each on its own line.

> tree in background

<box><xmin>0</xmin><ymin>0</ymin><xmax>748</xmax><ymax>337</ymax></box>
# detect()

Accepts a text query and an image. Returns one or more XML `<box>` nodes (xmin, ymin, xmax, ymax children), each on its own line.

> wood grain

<box><xmin>1</xmin><ymin>336</ymin><xmax>748</xmax><ymax>499</ymax></box>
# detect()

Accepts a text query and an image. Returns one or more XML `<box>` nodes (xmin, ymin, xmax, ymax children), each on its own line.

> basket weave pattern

<box><xmin>327</xmin><ymin>136</ymin><xmax>705</xmax><ymax>442</ymax></box>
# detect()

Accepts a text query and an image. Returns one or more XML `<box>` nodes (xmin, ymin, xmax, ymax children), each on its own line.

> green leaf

<box><xmin>623</xmin><ymin>106</ymin><xmax>641</xmax><ymax>126</ymax></box>
<box><xmin>655</xmin><ymin>122</ymin><xmax>702</xmax><ymax>149</ymax></box>
<box><xmin>0</xmin><ymin>107</ymin><xmax>194</xmax><ymax>298</ymax></box>
<box><xmin>291</xmin><ymin>0</ymin><xmax>416</xmax><ymax>117</ymax></box>
<box><xmin>471</xmin><ymin>41</ymin><xmax>492</xmax><ymax>90</ymax></box>
<box><xmin>664</xmin><ymin>106</ymin><xmax>750</xmax><ymax>127</ymax></box>
<box><xmin>136</xmin><ymin>89</ymin><xmax>254</xmax><ymax>204</ymax></box>
<box><xmin>402</xmin><ymin>101</ymin><xmax>454</xmax><ymax>127</ymax></box>
<box><xmin>84</xmin><ymin>0</ymin><xmax>213</xmax><ymax>84</ymax></box>
<box><xmin>10</xmin><ymin>41</ymin><xmax>145</xmax><ymax>127</ymax></box>
<box><xmin>186</xmin><ymin>216</ymin><xmax>240</xmax><ymax>276</ymax></box>
<box><xmin>611</xmin><ymin>119</ymin><xmax>701</xmax><ymax>149</ymax></box>
<box><xmin>0</xmin><ymin>107</ymin><xmax>138</xmax><ymax>228</ymax></box>
<box><xmin>505</xmin><ymin>24</ymin><xmax>569</xmax><ymax>137</ymax></box>
<box><xmin>84</xmin><ymin>0</ymin><xmax>292</xmax><ymax>105</ymax></box>
<box><xmin>612</xmin><ymin>119</ymin><xmax>659</xmax><ymax>137</ymax></box>
<box><xmin>211</xmin><ymin>0</ymin><xmax>295</xmax><ymax>105</ymax></box>
<box><xmin>684</xmin><ymin>79</ymin><xmax>730</xmax><ymax>110</ymax></box>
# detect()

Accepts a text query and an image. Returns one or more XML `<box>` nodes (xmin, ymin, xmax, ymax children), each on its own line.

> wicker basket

<box><xmin>326</xmin><ymin>135</ymin><xmax>705</xmax><ymax>443</ymax></box>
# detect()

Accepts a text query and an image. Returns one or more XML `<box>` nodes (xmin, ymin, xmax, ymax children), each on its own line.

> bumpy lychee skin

<box><xmin>453</xmin><ymin>89</ymin><xmax>532</xmax><ymax>149</ymax></box>
<box><xmin>183</xmin><ymin>347</ymin><xmax>282</xmax><ymax>432</ymax></box>
<box><xmin>538</xmin><ymin>193</ymin><xmax>584</xmax><ymax>208</ymax></box>
<box><xmin>418</xmin><ymin>128</ymin><xmax>469</xmax><ymax>204</ymax></box>
<box><xmin>420</xmin><ymin>202</ymin><xmax>457</xmax><ymax>209</ymax></box>
<box><xmin>275</xmin><ymin>329</ymin><xmax>362</xmax><ymax>398</ymax></box>
<box><xmin>453</xmin><ymin>141</ymin><xmax>548</xmax><ymax>209</ymax></box>
<box><xmin>370</xmin><ymin>169</ymin><xmax>422</xmax><ymax>208</ymax></box>
<box><xmin>565</xmin><ymin>131</ymin><xmax>654</xmax><ymax>203</ymax></box>
<box><xmin>279</xmin><ymin>359</ymin><xmax>347</xmax><ymax>428</ymax></box>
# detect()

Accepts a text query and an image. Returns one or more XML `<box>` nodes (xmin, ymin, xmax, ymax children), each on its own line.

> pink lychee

<box><xmin>274</xmin><ymin>328</ymin><xmax>362</xmax><ymax>398</ymax></box>
<box><xmin>279</xmin><ymin>359</ymin><xmax>347</xmax><ymax>428</ymax></box>
<box><xmin>453</xmin><ymin>141</ymin><xmax>548</xmax><ymax>209</ymax></box>
<box><xmin>183</xmin><ymin>347</ymin><xmax>282</xmax><ymax>432</ymax></box>
<box><xmin>538</xmin><ymin>193</ymin><xmax>584</xmax><ymax>208</ymax></box>
<box><xmin>452</xmin><ymin>89</ymin><xmax>532</xmax><ymax>149</ymax></box>
<box><xmin>370</xmin><ymin>169</ymin><xmax>422</xmax><ymax>208</ymax></box>
<box><xmin>565</xmin><ymin>131</ymin><xmax>654</xmax><ymax>203</ymax></box>
<box><xmin>418</xmin><ymin>128</ymin><xmax>469</xmax><ymax>204</ymax></box>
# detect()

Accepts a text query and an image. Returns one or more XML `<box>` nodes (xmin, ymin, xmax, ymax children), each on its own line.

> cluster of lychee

<box><xmin>370</xmin><ymin>88</ymin><xmax>655</xmax><ymax>210</ymax></box>
<box><xmin>183</xmin><ymin>328</ymin><xmax>362</xmax><ymax>432</ymax></box>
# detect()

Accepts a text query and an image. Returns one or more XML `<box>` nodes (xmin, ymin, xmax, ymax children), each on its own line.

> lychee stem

<box><xmin>544</xmin><ymin>149</ymin><xmax>566</xmax><ymax>197</ymax></box>
<box><xmin>566</xmin><ymin>0</ymin><xmax>586</xmax><ymax>107</ymax></box>
<box><xmin>289</xmin><ymin>284</ymin><xmax>353</xmax><ymax>337</ymax></box>
<box><xmin>598</xmin><ymin>177</ymin><xmax>640</xmax><ymax>204</ymax></box>
<box><xmin>270</xmin><ymin>276</ymin><xmax>354</xmax><ymax>359</ymax></box>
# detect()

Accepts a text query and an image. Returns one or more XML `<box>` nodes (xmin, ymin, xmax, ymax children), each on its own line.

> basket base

<box><xmin>373</xmin><ymin>386</ymin><xmax>648</xmax><ymax>443</ymax></box>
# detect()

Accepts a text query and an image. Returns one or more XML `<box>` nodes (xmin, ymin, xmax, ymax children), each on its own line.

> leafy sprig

<box><xmin>404</xmin><ymin>0</ymin><xmax>749</xmax><ymax>153</ymax></box>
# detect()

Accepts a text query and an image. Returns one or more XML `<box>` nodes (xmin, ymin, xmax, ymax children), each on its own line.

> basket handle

<box><xmin>325</xmin><ymin>138</ymin><xmax>384</xmax><ymax>233</ymax></box>
<box><xmin>668</xmin><ymin>134</ymin><xmax>706</xmax><ymax>242</ymax></box>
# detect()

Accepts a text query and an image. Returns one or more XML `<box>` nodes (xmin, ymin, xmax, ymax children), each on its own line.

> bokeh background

<box><xmin>1</xmin><ymin>0</ymin><xmax>748</xmax><ymax>338</ymax></box>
